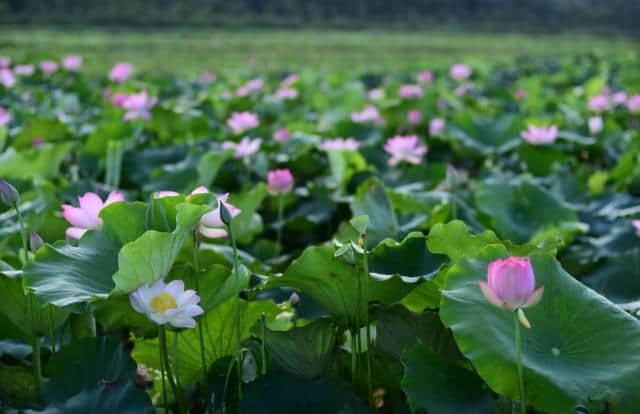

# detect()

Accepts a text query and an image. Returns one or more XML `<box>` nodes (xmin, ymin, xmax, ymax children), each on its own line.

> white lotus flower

<box><xmin>129</xmin><ymin>279</ymin><xmax>203</xmax><ymax>328</ymax></box>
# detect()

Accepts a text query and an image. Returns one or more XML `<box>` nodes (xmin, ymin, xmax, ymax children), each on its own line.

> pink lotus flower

<box><xmin>454</xmin><ymin>83</ymin><xmax>472</xmax><ymax>97</ymax></box>
<box><xmin>109</xmin><ymin>62</ymin><xmax>133</xmax><ymax>83</ymax></box>
<box><xmin>62</xmin><ymin>191</ymin><xmax>124</xmax><ymax>239</ymax></box>
<box><xmin>429</xmin><ymin>118</ymin><xmax>446</xmax><ymax>136</ymax></box>
<box><xmin>416</xmin><ymin>70</ymin><xmax>433</xmax><ymax>85</ymax></box>
<box><xmin>384</xmin><ymin>135</ymin><xmax>428</xmax><ymax>166</ymax></box>
<box><xmin>521</xmin><ymin>125</ymin><xmax>558</xmax><ymax>145</ymax></box>
<box><xmin>633</xmin><ymin>220</ymin><xmax>640</xmax><ymax>237</ymax></box>
<box><xmin>450</xmin><ymin>63</ymin><xmax>472</xmax><ymax>81</ymax></box>
<box><xmin>0</xmin><ymin>107</ymin><xmax>10</xmax><ymax>127</ymax></box>
<box><xmin>589</xmin><ymin>116</ymin><xmax>603</xmax><ymax>134</ymax></box>
<box><xmin>273</xmin><ymin>128</ymin><xmax>291</xmax><ymax>142</ymax></box>
<box><xmin>200</xmin><ymin>70</ymin><xmax>216</xmax><ymax>83</ymax></box>
<box><xmin>0</xmin><ymin>56</ymin><xmax>10</xmax><ymax>68</ymax></box>
<box><xmin>628</xmin><ymin>95</ymin><xmax>640</xmax><ymax>113</ymax></box>
<box><xmin>407</xmin><ymin>109</ymin><xmax>423</xmax><ymax>125</ymax></box>
<box><xmin>63</xmin><ymin>55</ymin><xmax>82</xmax><ymax>71</ymax></box>
<box><xmin>479</xmin><ymin>257</ymin><xmax>544</xmax><ymax>314</ymax></box>
<box><xmin>612</xmin><ymin>92</ymin><xmax>628</xmax><ymax>105</ymax></box>
<box><xmin>111</xmin><ymin>92</ymin><xmax>129</xmax><ymax>107</ymax></box>
<box><xmin>588</xmin><ymin>95</ymin><xmax>610</xmax><ymax>112</ymax></box>
<box><xmin>276</xmin><ymin>87</ymin><xmax>298</xmax><ymax>100</ymax></box>
<box><xmin>227</xmin><ymin>111</ymin><xmax>259</xmax><ymax>134</ymax></box>
<box><xmin>321</xmin><ymin>137</ymin><xmax>360</xmax><ymax>151</ymax></box>
<box><xmin>368</xmin><ymin>88</ymin><xmax>384</xmax><ymax>101</ymax></box>
<box><xmin>280</xmin><ymin>74</ymin><xmax>299</xmax><ymax>87</ymax></box>
<box><xmin>236</xmin><ymin>78</ymin><xmax>264</xmax><ymax>96</ymax></box>
<box><xmin>32</xmin><ymin>138</ymin><xmax>44</xmax><ymax>148</ymax></box>
<box><xmin>515</xmin><ymin>88</ymin><xmax>528</xmax><ymax>100</ymax></box>
<box><xmin>40</xmin><ymin>60</ymin><xmax>58</xmax><ymax>75</ymax></box>
<box><xmin>0</xmin><ymin>69</ymin><xmax>15</xmax><ymax>88</ymax></box>
<box><xmin>122</xmin><ymin>91</ymin><xmax>157</xmax><ymax>121</ymax></box>
<box><xmin>199</xmin><ymin>193</ymin><xmax>241</xmax><ymax>238</ymax></box>
<box><xmin>351</xmin><ymin>105</ymin><xmax>381</xmax><ymax>123</ymax></box>
<box><xmin>14</xmin><ymin>64</ymin><xmax>34</xmax><ymax>76</ymax></box>
<box><xmin>222</xmin><ymin>137</ymin><xmax>262</xmax><ymax>158</ymax></box>
<box><xmin>268</xmin><ymin>169</ymin><xmax>294</xmax><ymax>194</ymax></box>
<box><xmin>398</xmin><ymin>84</ymin><xmax>423</xmax><ymax>99</ymax></box>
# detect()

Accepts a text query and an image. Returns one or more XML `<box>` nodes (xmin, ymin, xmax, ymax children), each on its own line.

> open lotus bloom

<box><xmin>122</xmin><ymin>91</ymin><xmax>157</xmax><ymax>121</ymax></box>
<box><xmin>450</xmin><ymin>63</ymin><xmax>472</xmax><ymax>81</ymax></box>
<box><xmin>63</xmin><ymin>55</ymin><xmax>82</xmax><ymax>71</ymax></box>
<box><xmin>384</xmin><ymin>135</ymin><xmax>428</xmax><ymax>166</ymax></box>
<box><xmin>632</xmin><ymin>220</ymin><xmax>640</xmax><ymax>237</ymax></box>
<box><xmin>199</xmin><ymin>193</ymin><xmax>241</xmax><ymax>239</ymax></box>
<box><xmin>62</xmin><ymin>191</ymin><xmax>124</xmax><ymax>239</ymax></box>
<box><xmin>268</xmin><ymin>169</ymin><xmax>294</xmax><ymax>194</ymax></box>
<box><xmin>398</xmin><ymin>84</ymin><xmax>423</xmax><ymax>99</ymax></box>
<box><xmin>0</xmin><ymin>107</ymin><xmax>10</xmax><ymax>127</ymax></box>
<box><xmin>222</xmin><ymin>136</ymin><xmax>262</xmax><ymax>158</ymax></box>
<box><xmin>0</xmin><ymin>68</ymin><xmax>16</xmax><ymax>88</ymax></box>
<box><xmin>521</xmin><ymin>124</ymin><xmax>558</xmax><ymax>145</ymax></box>
<box><xmin>129</xmin><ymin>279</ymin><xmax>203</xmax><ymax>328</ymax></box>
<box><xmin>479</xmin><ymin>257</ymin><xmax>544</xmax><ymax>316</ymax></box>
<box><xmin>109</xmin><ymin>62</ymin><xmax>133</xmax><ymax>83</ymax></box>
<box><xmin>227</xmin><ymin>111</ymin><xmax>260</xmax><ymax>134</ymax></box>
<box><xmin>40</xmin><ymin>60</ymin><xmax>59</xmax><ymax>75</ymax></box>
<box><xmin>351</xmin><ymin>105</ymin><xmax>381</xmax><ymax>123</ymax></box>
<box><xmin>588</xmin><ymin>95</ymin><xmax>610</xmax><ymax>112</ymax></box>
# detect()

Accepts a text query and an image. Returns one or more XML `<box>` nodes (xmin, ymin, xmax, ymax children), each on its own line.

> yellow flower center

<box><xmin>150</xmin><ymin>293</ymin><xmax>177</xmax><ymax>313</ymax></box>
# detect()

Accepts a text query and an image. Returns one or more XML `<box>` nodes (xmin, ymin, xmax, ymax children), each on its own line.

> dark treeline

<box><xmin>1</xmin><ymin>0</ymin><xmax>638</xmax><ymax>34</ymax></box>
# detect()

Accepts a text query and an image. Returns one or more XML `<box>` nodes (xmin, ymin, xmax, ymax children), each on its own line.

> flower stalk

<box><xmin>514</xmin><ymin>312</ymin><xmax>526</xmax><ymax>414</ymax></box>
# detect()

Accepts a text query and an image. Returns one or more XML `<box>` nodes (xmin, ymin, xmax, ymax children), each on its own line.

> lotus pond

<box><xmin>1</xmin><ymin>53</ymin><xmax>640</xmax><ymax>413</ymax></box>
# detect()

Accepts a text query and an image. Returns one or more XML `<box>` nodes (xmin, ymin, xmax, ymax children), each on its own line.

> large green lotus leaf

<box><xmin>475</xmin><ymin>177</ymin><xmax>579</xmax><ymax>244</ymax></box>
<box><xmin>327</xmin><ymin>149</ymin><xmax>368</xmax><ymax>190</ymax></box>
<box><xmin>0</xmin><ymin>276</ymin><xmax>68</xmax><ymax>341</ymax></box>
<box><xmin>132</xmin><ymin>298</ymin><xmax>279</xmax><ymax>387</ymax></box>
<box><xmin>447</xmin><ymin>112</ymin><xmax>522</xmax><ymax>155</ymax></box>
<box><xmin>265</xmin><ymin>318</ymin><xmax>337</xmax><ymax>380</ymax></box>
<box><xmin>266</xmin><ymin>245</ymin><xmax>414</xmax><ymax>326</ymax></box>
<box><xmin>15</xmin><ymin>118</ymin><xmax>70</xmax><ymax>148</ymax></box>
<box><xmin>401</xmin><ymin>344</ymin><xmax>496</xmax><ymax>414</ymax></box>
<box><xmin>0</xmin><ymin>144</ymin><xmax>73</xmax><ymax>180</ymax></box>
<box><xmin>440</xmin><ymin>245</ymin><xmax>640</xmax><ymax>413</ymax></box>
<box><xmin>581</xmin><ymin>250</ymin><xmax>640</xmax><ymax>305</ymax></box>
<box><xmin>197</xmin><ymin>150</ymin><xmax>232</xmax><ymax>187</ymax></box>
<box><xmin>99</xmin><ymin>201</ymin><xmax>148</xmax><ymax>246</ymax></box>
<box><xmin>92</xmin><ymin>295</ymin><xmax>156</xmax><ymax>337</ymax></box>
<box><xmin>350</xmin><ymin>178</ymin><xmax>398</xmax><ymax>248</ymax></box>
<box><xmin>36</xmin><ymin>337</ymin><xmax>153</xmax><ymax>414</ymax></box>
<box><xmin>194</xmin><ymin>264</ymin><xmax>250</xmax><ymax>312</ymax></box>
<box><xmin>228</xmin><ymin>183</ymin><xmax>268</xmax><ymax>245</ymax></box>
<box><xmin>112</xmin><ymin>202</ymin><xmax>210</xmax><ymax>293</ymax></box>
<box><xmin>369</xmin><ymin>232</ymin><xmax>447</xmax><ymax>281</ymax></box>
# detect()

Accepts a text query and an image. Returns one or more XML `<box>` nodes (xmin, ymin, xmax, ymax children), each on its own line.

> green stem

<box><xmin>362</xmin><ymin>238</ymin><xmax>372</xmax><ymax>407</ymax></box>
<box><xmin>106</xmin><ymin>140</ymin><xmax>124</xmax><ymax>189</ymax></box>
<box><xmin>159</xmin><ymin>325</ymin><xmax>185</xmax><ymax>414</ymax></box>
<box><xmin>173</xmin><ymin>330</ymin><xmax>183</xmax><ymax>392</ymax></box>
<box><xmin>260</xmin><ymin>313</ymin><xmax>267</xmax><ymax>376</ymax></box>
<box><xmin>276</xmin><ymin>194</ymin><xmax>284</xmax><ymax>246</ymax></box>
<box><xmin>159</xmin><ymin>336</ymin><xmax>169</xmax><ymax>412</ymax></box>
<box><xmin>48</xmin><ymin>307</ymin><xmax>55</xmax><ymax>353</ymax></box>
<box><xmin>193</xmin><ymin>244</ymin><xmax>209</xmax><ymax>386</ymax></box>
<box><xmin>87</xmin><ymin>303</ymin><xmax>96</xmax><ymax>337</ymax></box>
<box><xmin>514</xmin><ymin>312</ymin><xmax>526</xmax><ymax>414</ymax></box>
<box><xmin>228</xmin><ymin>225</ymin><xmax>243</xmax><ymax>403</ymax></box>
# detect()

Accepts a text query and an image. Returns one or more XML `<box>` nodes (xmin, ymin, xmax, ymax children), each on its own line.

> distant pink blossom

<box><xmin>450</xmin><ymin>63</ymin><xmax>472</xmax><ymax>81</ymax></box>
<box><xmin>273</xmin><ymin>128</ymin><xmax>291</xmax><ymax>142</ymax></box>
<box><xmin>454</xmin><ymin>83</ymin><xmax>472</xmax><ymax>96</ymax></box>
<box><xmin>62</xmin><ymin>191</ymin><xmax>124</xmax><ymax>239</ymax></box>
<box><xmin>0</xmin><ymin>107</ymin><xmax>10</xmax><ymax>127</ymax></box>
<box><xmin>122</xmin><ymin>91</ymin><xmax>157</xmax><ymax>121</ymax></box>
<box><xmin>321</xmin><ymin>137</ymin><xmax>360</xmax><ymax>151</ymax></box>
<box><xmin>21</xmin><ymin>92</ymin><xmax>31</xmax><ymax>102</ymax></box>
<box><xmin>368</xmin><ymin>88</ymin><xmax>384</xmax><ymax>101</ymax></box>
<box><xmin>32</xmin><ymin>137</ymin><xmax>44</xmax><ymax>148</ymax></box>
<box><xmin>111</xmin><ymin>92</ymin><xmax>129</xmax><ymax>107</ymax></box>
<box><xmin>384</xmin><ymin>135</ymin><xmax>428</xmax><ymax>166</ymax></box>
<box><xmin>40</xmin><ymin>60</ymin><xmax>58</xmax><ymax>75</ymax></box>
<box><xmin>227</xmin><ymin>111</ymin><xmax>259</xmax><ymax>134</ymax></box>
<box><xmin>612</xmin><ymin>92</ymin><xmax>627</xmax><ymax>105</ymax></box>
<box><xmin>14</xmin><ymin>64</ymin><xmax>34</xmax><ymax>76</ymax></box>
<box><xmin>199</xmin><ymin>193</ymin><xmax>241</xmax><ymax>239</ymax></box>
<box><xmin>0</xmin><ymin>57</ymin><xmax>10</xmax><ymax>68</ymax></box>
<box><xmin>521</xmin><ymin>125</ymin><xmax>558</xmax><ymax>145</ymax></box>
<box><xmin>633</xmin><ymin>220</ymin><xmax>640</xmax><ymax>237</ymax></box>
<box><xmin>351</xmin><ymin>105</ymin><xmax>381</xmax><ymax>123</ymax></box>
<box><xmin>109</xmin><ymin>62</ymin><xmax>134</xmax><ymax>83</ymax></box>
<box><xmin>222</xmin><ymin>137</ymin><xmax>262</xmax><ymax>158</ymax></box>
<box><xmin>429</xmin><ymin>118</ymin><xmax>446</xmax><ymax>136</ymax></box>
<box><xmin>588</xmin><ymin>116</ymin><xmax>603</xmax><ymax>135</ymax></box>
<box><xmin>63</xmin><ymin>55</ymin><xmax>82</xmax><ymax>71</ymax></box>
<box><xmin>416</xmin><ymin>70</ymin><xmax>433</xmax><ymax>85</ymax></box>
<box><xmin>0</xmin><ymin>69</ymin><xmax>15</xmax><ymax>88</ymax></box>
<box><xmin>276</xmin><ymin>87</ymin><xmax>298</xmax><ymax>100</ymax></box>
<box><xmin>588</xmin><ymin>95</ymin><xmax>610</xmax><ymax>112</ymax></box>
<box><xmin>281</xmin><ymin>74</ymin><xmax>299</xmax><ymax>87</ymax></box>
<box><xmin>236</xmin><ymin>78</ymin><xmax>264</xmax><ymax>96</ymax></box>
<box><xmin>515</xmin><ymin>88</ymin><xmax>527</xmax><ymax>100</ymax></box>
<box><xmin>407</xmin><ymin>109</ymin><xmax>423</xmax><ymax>125</ymax></box>
<box><xmin>627</xmin><ymin>95</ymin><xmax>640</xmax><ymax>113</ymax></box>
<box><xmin>398</xmin><ymin>84</ymin><xmax>423</xmax><ymax>99</ymax></box>
<box><xmin>220</xmin><ymin>90</ymin><xmax>233</xmax><ymax>100</ymax></box>
<box><xmin>200</xmin><ymin>70</ymin><xmax>216</xmax><ymax>83</ymax></box>
<box><xmin>267</xmin><ymin>169</ymin><xmax>294</xmax><ymax>194</ymax></box>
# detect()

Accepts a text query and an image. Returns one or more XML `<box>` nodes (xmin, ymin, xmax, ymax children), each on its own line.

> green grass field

<box><xmin>1</xmin><ymin>28</ymin><xmax>638</xmax><ymax>75</ymax></box>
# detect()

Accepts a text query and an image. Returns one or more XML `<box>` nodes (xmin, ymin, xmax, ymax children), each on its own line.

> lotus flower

<box><xmin>280</xmin><ymin>74</ymin><xmax>299</xmax><ymax>87</ymax></box>
<box><xmin>454</xmin><ymin>83</ymin><xmax>472</xmax><ymax>96</ymax></box>
<box><xmin>0</xmin><ymin>69</ymin><xmax>15</xmax><ymax>88</ymax></box>
<box><xmin>368</xmin><ymin>88</ymin><xmax>384</xmax><ymax>101</ymax></box>
<box><xmin>273</xmin><ymin>128</ymin><xmax>291</xmax><ymax>142</ymax></box>
<box><xmin>199</xmin><ymin>193</ymin><xmax>241</xmax><ymax>238</ymax></box>
<box><xmin>63</xmin><ymin>55</ymin><xmax>82</xmax><ymax>71</ymax></box>
<box><xmin>0</xmin><ymin>56</ymin><xmax>10</xmax><ymax>68</ymax></box>
<box><xmin>633</xmin><ymin>220</ymin><xmax>640</xmax><ymax>237</ymax></box>
<box><xmin>588</xmin><ymin>95</ymin><xmax>609</xmax><ymax>112</ymax></box>
<box><xmin>122</xmin><ymin>91</ymin><xmax>157</xmax><ymax>121</ymax></box>
<box><xmin>479</xmin><ymin>257</ymin><xmax>544</xmax><ymax>314</ymax></box>
<box><xmin>200</xmin><ymin>70</ymin><xmax>216</xmax><ymax>83</ymax></box>
<box><xmin>589</xmin><ymin>116</ymin><xmax>603</xmax><ymax>134</ymax></box>
<box><xmin>321</xmin><ymin>137</ymin><xmax>360</xmax><ymax>151</ymax></box>
<box><xmin>521</xmin><ymin>124</ymin><xmax>558</xmax><ymax>145</ymax></box>
<box><xmin>109</xmin><ymin>62</ymin><xmax>133</xmax><ymax>83</ymax></box>
<box><xmin>276</xmin><ymin>87</ymin><xmax>298</xmax><ymax>100</ymax></box>
<box><xmin>416</xmin><ymin>70</ymin><xmax>433</xmax><ymax>85</ymax></box>
<box><xmin>429</xmin><ymin>118</ymin><xmax>446</xmax><ymax>136</ymax></box>
<box><xmin>111</xmin><ymin>92</ymin><xmax>130</xmax><ymax>107</ymax></box>
<box><xmin>351</xmin><ymin>105</ymin><xmax>381</xmax><ymax>123</ymax></box>
<box><xmin>236</xmin><ymin>78</ymin><xmax>264</xmax><ymax>96</ymax></box>
<box><xmin>0</xmin><ymin>107</ymin><xmax>11</xmax><ymax>127</ymax></box>
<box><xmin>227</xmin><ymin>111</ymin><xmax>259</xmax><ymax>134</ymax></box>
<box><xmin>40</xmin><ymin>60</ymin><xmax>58</xmax><ymax>75</ymax></box>
<box><xmin>612</xmin><ymin>92</ymin><xmax>627</xmax><ymax>105</ymax></box>
<box><xmin>129</xmin><ymin>279</ymin><xmax>203</xmax><ymax>328</ymax></box>
<box><xmin>384</xmin><ymin>135</ymin><xmax>427</xmax><ymax>166</ymax></box>
<box><xmin>515</xmin><ymin>88</ymin><xmax>528</xmax><ymax>100</ymax></box>
<box><xmin>398</xmin><ymin>85</ymin><xmax>423</xmax><ymax>99</ymax></box>
<box><xmin>14</xmin><ymin>64</ymin><xmax>34</xmax><ymax>76</ymax></box>
<box><xmin>268</xmin><ymin>169</ymin><xmax>294</xmax><ymax>194</ymax></box>
<box><xmin>407</xmin><ymin>109</ymin><xmax>423</xmax><ymax>125</ymax></box>
<box><xmin>62</xmin><ymin>191</ymin><xmax>124</xmax><ymax>239</ymax></box>
<box><xmin>222</xmin><ymin>137</ymin><xmax>262</xmax><ymax>159</ymax></box>
<box><xmin>450</xmin><ymin>63</ymin><xmax>472</xmax><ymax>81</ymax></box>
<box><xmin>628</xmin><ymin>95</ymin><xmax>640</xmax><ymax>113</ymax></box>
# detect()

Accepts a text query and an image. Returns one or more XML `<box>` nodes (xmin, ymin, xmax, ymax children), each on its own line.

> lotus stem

<box><xmin>514</xmin><ymin>311</ymin><xmax>526</xmax><ymax>414</ymax></box>
<box><xmin>276</xmin><ymin>194</ymin><xmax>284</xmax><ymax>246</ymax></box>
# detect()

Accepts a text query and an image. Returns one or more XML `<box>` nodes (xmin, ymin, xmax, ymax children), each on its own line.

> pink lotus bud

<box><xmin>416</xmin><ymin>70</ymin><xmax>433</xmax><ymax>85</ymax></box>
<box><xmin>273</xmin><ymin>128</ymin><xmax>291</xmax><ymax>142</ymax></box>
<box><xmin>521</xmin><ymin>124</ymin><xmax>558</xmax><ymax>145</ymax></box>
<box><xmin>429</xmin><ymin>118</ymin><xmax>445</xmax><ymax>136</ymax></box>
<box><xmin>267</xmin><ymin>169</ymin><xmax>294</xmax><ymax>194</ymax></box>
<box><xmin>450</xmin><ymin>63</ymin><xmax>472</xmax><ymax>81</ymax></box>
<box><xmin>588</xmin><ymin>116</ymin><xmax>603</xmax><ymax>135</ymax></box>
<box><xmin>407</xmin><ymin>109</ymin><xmax>422</xmax><ymax>125</ymax></box>
<box><xmin>479</xmin><ymin>257</ymin><xmax>544</xmax><ymax>312</ymax></box>
<box><xmin>63</xmin><ymin>55</ymin><xmax>82</xmax><ymax>71</ymax></box>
